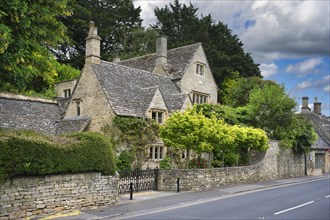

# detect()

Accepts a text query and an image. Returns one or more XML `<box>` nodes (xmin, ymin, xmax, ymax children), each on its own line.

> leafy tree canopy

<box><xmin>160</xmin><ymin>106</ymin><xmax>269</xmax><ymax>168</ymax></box>
<box><xmin>246</xmin><ymin>83</ymin><xmax>296</xmax><ymax>138</ymax></box>
<box><xmin>0</xmin><ymin>0</ymin><xmax>79</xmax><ymax>95</ymax></box>
<box><xmin>278</xmin><ymin>114</ymin><xmax>317</xmax><ymax>152</ymax></box>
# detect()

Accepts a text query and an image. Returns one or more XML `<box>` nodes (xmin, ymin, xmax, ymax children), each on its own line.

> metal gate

<box><xmin>118</xmin><ymin>169</ymin><xmax>158</xmax><ymax>194</ymax></box>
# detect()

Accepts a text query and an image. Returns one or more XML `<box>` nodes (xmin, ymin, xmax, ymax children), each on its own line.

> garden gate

<box><xmin>118</xmin><ymin>169</ymin><xmax>158</xmax><ymax>194</ymax></box>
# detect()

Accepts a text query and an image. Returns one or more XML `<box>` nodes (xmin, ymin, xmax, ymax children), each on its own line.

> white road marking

<box><xmin>326</xmin><ymin>195</ymin><xmax>330</xmax><ymax>198</ymax></box>
<box><xmin>274</xmin><ymin>201</ymin><xmax>315</xmax><ymax>215</ymax></box>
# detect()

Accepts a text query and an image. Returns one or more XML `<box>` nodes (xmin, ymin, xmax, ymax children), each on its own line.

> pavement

<box><xmin>40</xmin><ymin>174</ymin><xmax>329</xmax><ymax>220</ymax></box>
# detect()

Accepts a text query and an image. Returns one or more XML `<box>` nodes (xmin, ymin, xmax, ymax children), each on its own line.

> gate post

<box><xmin>130</xmin><ymin>182</ymin><xmax>133</xmax><ymax>200</ymax></box>
<box><xmin>154</xmin><ymin>168</ymin><xmax>159</xmax><ymax>190</ymax></box>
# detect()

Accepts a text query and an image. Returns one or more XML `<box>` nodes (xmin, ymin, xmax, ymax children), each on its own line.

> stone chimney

<box><xmin>301</xmin><ymin>97</ymin><xmax>310</xmax><ymax>113</ymax></box>
<box><xmin>153</xmin><ymin>34</ymin><xmax>168</xmax><ymax>75</ymax></box>
<box><xmin>156</xmin><ymin>34</ymin><xmax>167</xmax><ymax>65</ymax></box>
<box><xmin>85</xmin><ymin>21</ymin><xmax>101</xmax><ymax>65</ymax></box>
<box><xmin>313</xmin><ymin>97</ymin><xmax>322</xmax><ymax>115</ymax></box>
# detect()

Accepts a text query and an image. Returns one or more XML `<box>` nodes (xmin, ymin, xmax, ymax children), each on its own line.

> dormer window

<box><xmin>63</xmin><ymin>89</ymin><xmax>71</xmax><ymax>98</ymax></box>
<box><xmin>196</xmin><ymin>63</ymin><xmax>205</xmax><ymax>76</ymax></box>
<box><xmin>151</xmin><ymin>110</ymin><xmax>164</xmax><ymax>124</ymax></box>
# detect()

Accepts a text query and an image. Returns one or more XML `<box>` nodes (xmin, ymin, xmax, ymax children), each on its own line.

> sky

<box><xmin>133</xmin><ymin>0</ymin><xmax>330</xmax><ymax>116</ymax></box>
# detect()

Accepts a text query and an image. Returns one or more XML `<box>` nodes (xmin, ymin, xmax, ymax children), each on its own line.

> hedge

<box><xmin>0</xmin><ymin>129</ymin><xmax>116</xmax><ymax>183</ymax></box>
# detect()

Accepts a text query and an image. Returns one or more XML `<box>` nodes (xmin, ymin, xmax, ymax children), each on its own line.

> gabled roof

<box><xmin>301</xmin><ymin>111</ymin><xmax>330</xmax><ymax>149</ymax></box>
<box><xmin>119</xmin><ymin>43</ymin><xmax>201</xmax><ymax>79</ymax></box>
<box><xmin>92</xmin><ymin>61</ymin><xmax>187</xmax><ymax>117</ymax></box>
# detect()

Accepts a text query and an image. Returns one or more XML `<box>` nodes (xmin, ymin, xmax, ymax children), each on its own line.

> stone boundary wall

<box><xmin>157</xmin><ymin>141</ymin><xmax>305</xmax><ymax>191</ymax></box>
<box><xmin>0</xmin><ymin>173</ymin><xmax>118</xmax><ymax>220</ymax></box>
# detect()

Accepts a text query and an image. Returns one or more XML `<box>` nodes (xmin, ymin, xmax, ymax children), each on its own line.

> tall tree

<box><xmin>56</xmin><ymin>0</ymin><xmax>143</xmax><ymax>69</ymax></box>
<box><xmin>153</xmin><ymin>0</ymin><xmax>261</xmax><ymax>95</ymax></box>
<box><xmin>0</xmin><ymin>0</ymin><xmax>78</xmax><ymax>93</ymax></box>
<box><xmin>247</xmin><ymin>84</ymin><xmax>296</xmax><ymax>138</ymax></box>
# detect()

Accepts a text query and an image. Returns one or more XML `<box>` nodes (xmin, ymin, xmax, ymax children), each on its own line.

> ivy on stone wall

<box><xmin>102</xmin><ymin>116</ymin><xmax>159</xmax><ymax>170</ymax></box>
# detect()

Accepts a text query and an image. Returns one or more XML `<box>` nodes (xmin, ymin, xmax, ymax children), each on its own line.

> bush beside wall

<box><xmin>0</xmin><ymin>130</ymin><xmax>116</xmax><ymax>183</ymax></box>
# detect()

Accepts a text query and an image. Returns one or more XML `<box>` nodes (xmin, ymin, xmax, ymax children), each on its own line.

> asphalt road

<box><xmin>121</xmin><ymin>178</ymin><xmax>330</xmax><ymax>220</ymax></box>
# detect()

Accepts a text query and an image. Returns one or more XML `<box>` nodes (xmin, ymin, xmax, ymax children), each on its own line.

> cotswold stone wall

<box><xmin>0</xmin><ymin>173</ymin><xmax>118</xmax><ymax>220</ymax></box>
<box><xmin>157</xmin><ymin>141</ymin><xmax>305</xmax><ymax>191</ymax></box>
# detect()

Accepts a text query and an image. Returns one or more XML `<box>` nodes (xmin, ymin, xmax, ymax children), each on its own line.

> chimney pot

<box><xmin>301</xmin><ymin>96</ymin><xmax>311</xmax><ymax>113</ymax></box>
<box><xmin>313</xmin><ymin>97</ymin><xmax>322</xmax><ymax>115</ymax></box>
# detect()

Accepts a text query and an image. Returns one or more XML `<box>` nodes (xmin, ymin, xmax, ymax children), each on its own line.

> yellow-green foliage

<box><xmin>160</xmin><ymin>106</ymin><xmax>269</xmax><ymax>167</ymax></box>
<box><xmin>0</xmin><ymin>130</ymin><xmax>116</xmax><ymax>183</ymax></box>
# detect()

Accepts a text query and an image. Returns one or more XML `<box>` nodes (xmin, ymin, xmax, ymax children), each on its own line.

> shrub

<box><xmin>188</xmin><ymin>157</ymin><xmax>208</xmax><ymax>169</ymax></box>
<box><xmin>0</xmin><ymin>130</ymin><xmax>116</xmax><ymax>183</ymax></box>
<box><xmin>160</xmin><ymin>156</ymin><xmax>172</xmax><ymax>169</ymax></box>
<box><xmin>116</xmin><ymin>150</ymin><xmax>133</xmax><ymax>171</ymax></box>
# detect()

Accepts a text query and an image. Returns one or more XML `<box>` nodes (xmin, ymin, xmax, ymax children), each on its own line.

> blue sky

<box><xmin>134</xmin><ymin>0</ymin><xmax>330</xmax><ymax>116</ymax></box>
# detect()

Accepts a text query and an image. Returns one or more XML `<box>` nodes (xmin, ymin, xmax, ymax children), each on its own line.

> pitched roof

<box><xmin>92</xmin><ymin>61</ymin><xmax>187</xmax><ymax>117</ymax></box>
<box><xmin>55</xmin><ymin>116</ymin><xmax>91</xmax><ymax>135</ymax></box>
<box><xmin>119</xmin><ymin>43</ymin><xmax>201</xmax><ymax>79</ymax></box>
<box><xmin>301</xmin><ymin>111</ymin><xmax>330</xmax><ymax>149</ymax></box>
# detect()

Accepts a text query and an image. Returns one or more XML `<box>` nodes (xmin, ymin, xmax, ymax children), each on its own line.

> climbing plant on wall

<box><xmin>102</xmin><ymin>116</ymin><xmax>159</xmax><ymax>170</ymax></box>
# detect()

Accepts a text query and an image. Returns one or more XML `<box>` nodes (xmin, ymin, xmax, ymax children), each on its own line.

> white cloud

<box><xmin>259</xmin><ymin>63</ymin><xmax>278</xmax><ymax>78</ymax></box>
<box><xmin>286</xmin><ymin>58</ymin><xmax>323</xmax><ymax>76</ymax></box>
<box><xmin>295</xmin><ymin>75</ymin><xmax>330</xmax><ymax>91</ymax></box>
<box><xmin>233</xmin><ymin>1</ymin><xmax>329</xmax><ymax>62</ymax></box>
<box><xmin>134</xmin><ymin>1</ymin><xmax>330</xmax><ymax>63</ymax></box>
<box><xmin>296</xmin><ymin>80</ymin><xmax>312</xmax><ymax>90</ymax></box>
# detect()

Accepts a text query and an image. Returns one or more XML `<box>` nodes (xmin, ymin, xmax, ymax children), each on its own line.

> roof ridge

<box><xmin>99</xmin><ymin>60</ymin><xmax>172</xmax><ymax>80</ymax></box>
<box><xmin>119</xmin><ymin>42</ymin><xmax>201</xmax><ymax>63</ymax></box>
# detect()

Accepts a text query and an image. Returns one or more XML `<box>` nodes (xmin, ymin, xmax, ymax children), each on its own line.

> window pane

<box><xmin>200</xmin><ymin>65</ymin><xmax>203</xmax><ymax>75</ymax></box>
<box><xmin>158</xmin><ymin>112</ymin><xmax>163</xmax><ymax>124</ymax></box>
<box><xmin>159</xmin><ymin>147</ymin><xmax>163</xmax><ymax>159</ymax></box>
<box><xmin>149</xmin><ymin>147</ymin><xmax>153</xmax><ymax>159</ymax></box>
<box><xmin>154</xmin><ymin>147</ymin><xmax>158</xmax><ymax>159</ymax></box>
<box><xmin>152</xmin><ymin>112</ymin><xmax>156</xmax><ymax>121</ymax></box>
<box><xmin>76</xmin><ymin>102</ymin><xmax>80</xmax><ymax>116</ymax></box>
<box><xmin>196</xmin><ymin>64</ymin><xmax>199</xmax><ymax>75</ymax></box>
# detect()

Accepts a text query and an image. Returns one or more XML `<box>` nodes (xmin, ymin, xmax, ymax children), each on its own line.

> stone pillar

<box><xmin>313</xmin><ymin>97</ymin><xmax>322</xmax><ymax>115</ymax></box>
<box><xmin>85</xmin><ymin>21</ymin><xmax>101</xmax><ymax>65</ymax></box>
<box><xmin>301</xmin><ymin>97</ymin><xmax>310</xmax><ymax>113</ymax></box>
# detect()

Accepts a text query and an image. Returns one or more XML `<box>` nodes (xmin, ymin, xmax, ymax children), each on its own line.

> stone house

<box><xmin>0</xmin><ymin>21</ymin><xmax>218</xmax><ymax>168</ymax></box>
<box><xmin>61</xmin><ymin>21</ymin><xmax>218</xmax><ymax>168</ymax></box>
<box><xmin>300</xmin><ymin>97</ymin><xmax>330</xmax><ymax>175</ymax></box>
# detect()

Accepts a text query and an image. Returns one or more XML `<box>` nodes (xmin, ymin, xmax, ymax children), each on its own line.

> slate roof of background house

<box><xmin>301</xmin><ymin>111</ymin><xmax>330</xmax><ymax>149</ymax></box>
<box><xmin>92</xmin><ymin>61</ymin><xmax>187</xmax><ymax>117</ymax></box>
<box><xmin>119</xmin><ymin>43</ymin><xmax>201</xmax><ymax>79</ymax></box>
<box><xmin>55</xmin><ymin>116</ymin><xmax>91</xmax><ymax>135</ymax></box>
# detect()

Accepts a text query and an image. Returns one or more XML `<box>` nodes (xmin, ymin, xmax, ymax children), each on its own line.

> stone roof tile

<box><xmin>92</xmin><ymin>61</ymin><xmax>186</xmax><ymax>117</ymax></box>
<box><xmin>119</xmin><ymin>43</ymin><xmax>201</xmax><ymax>79</ymax></box>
